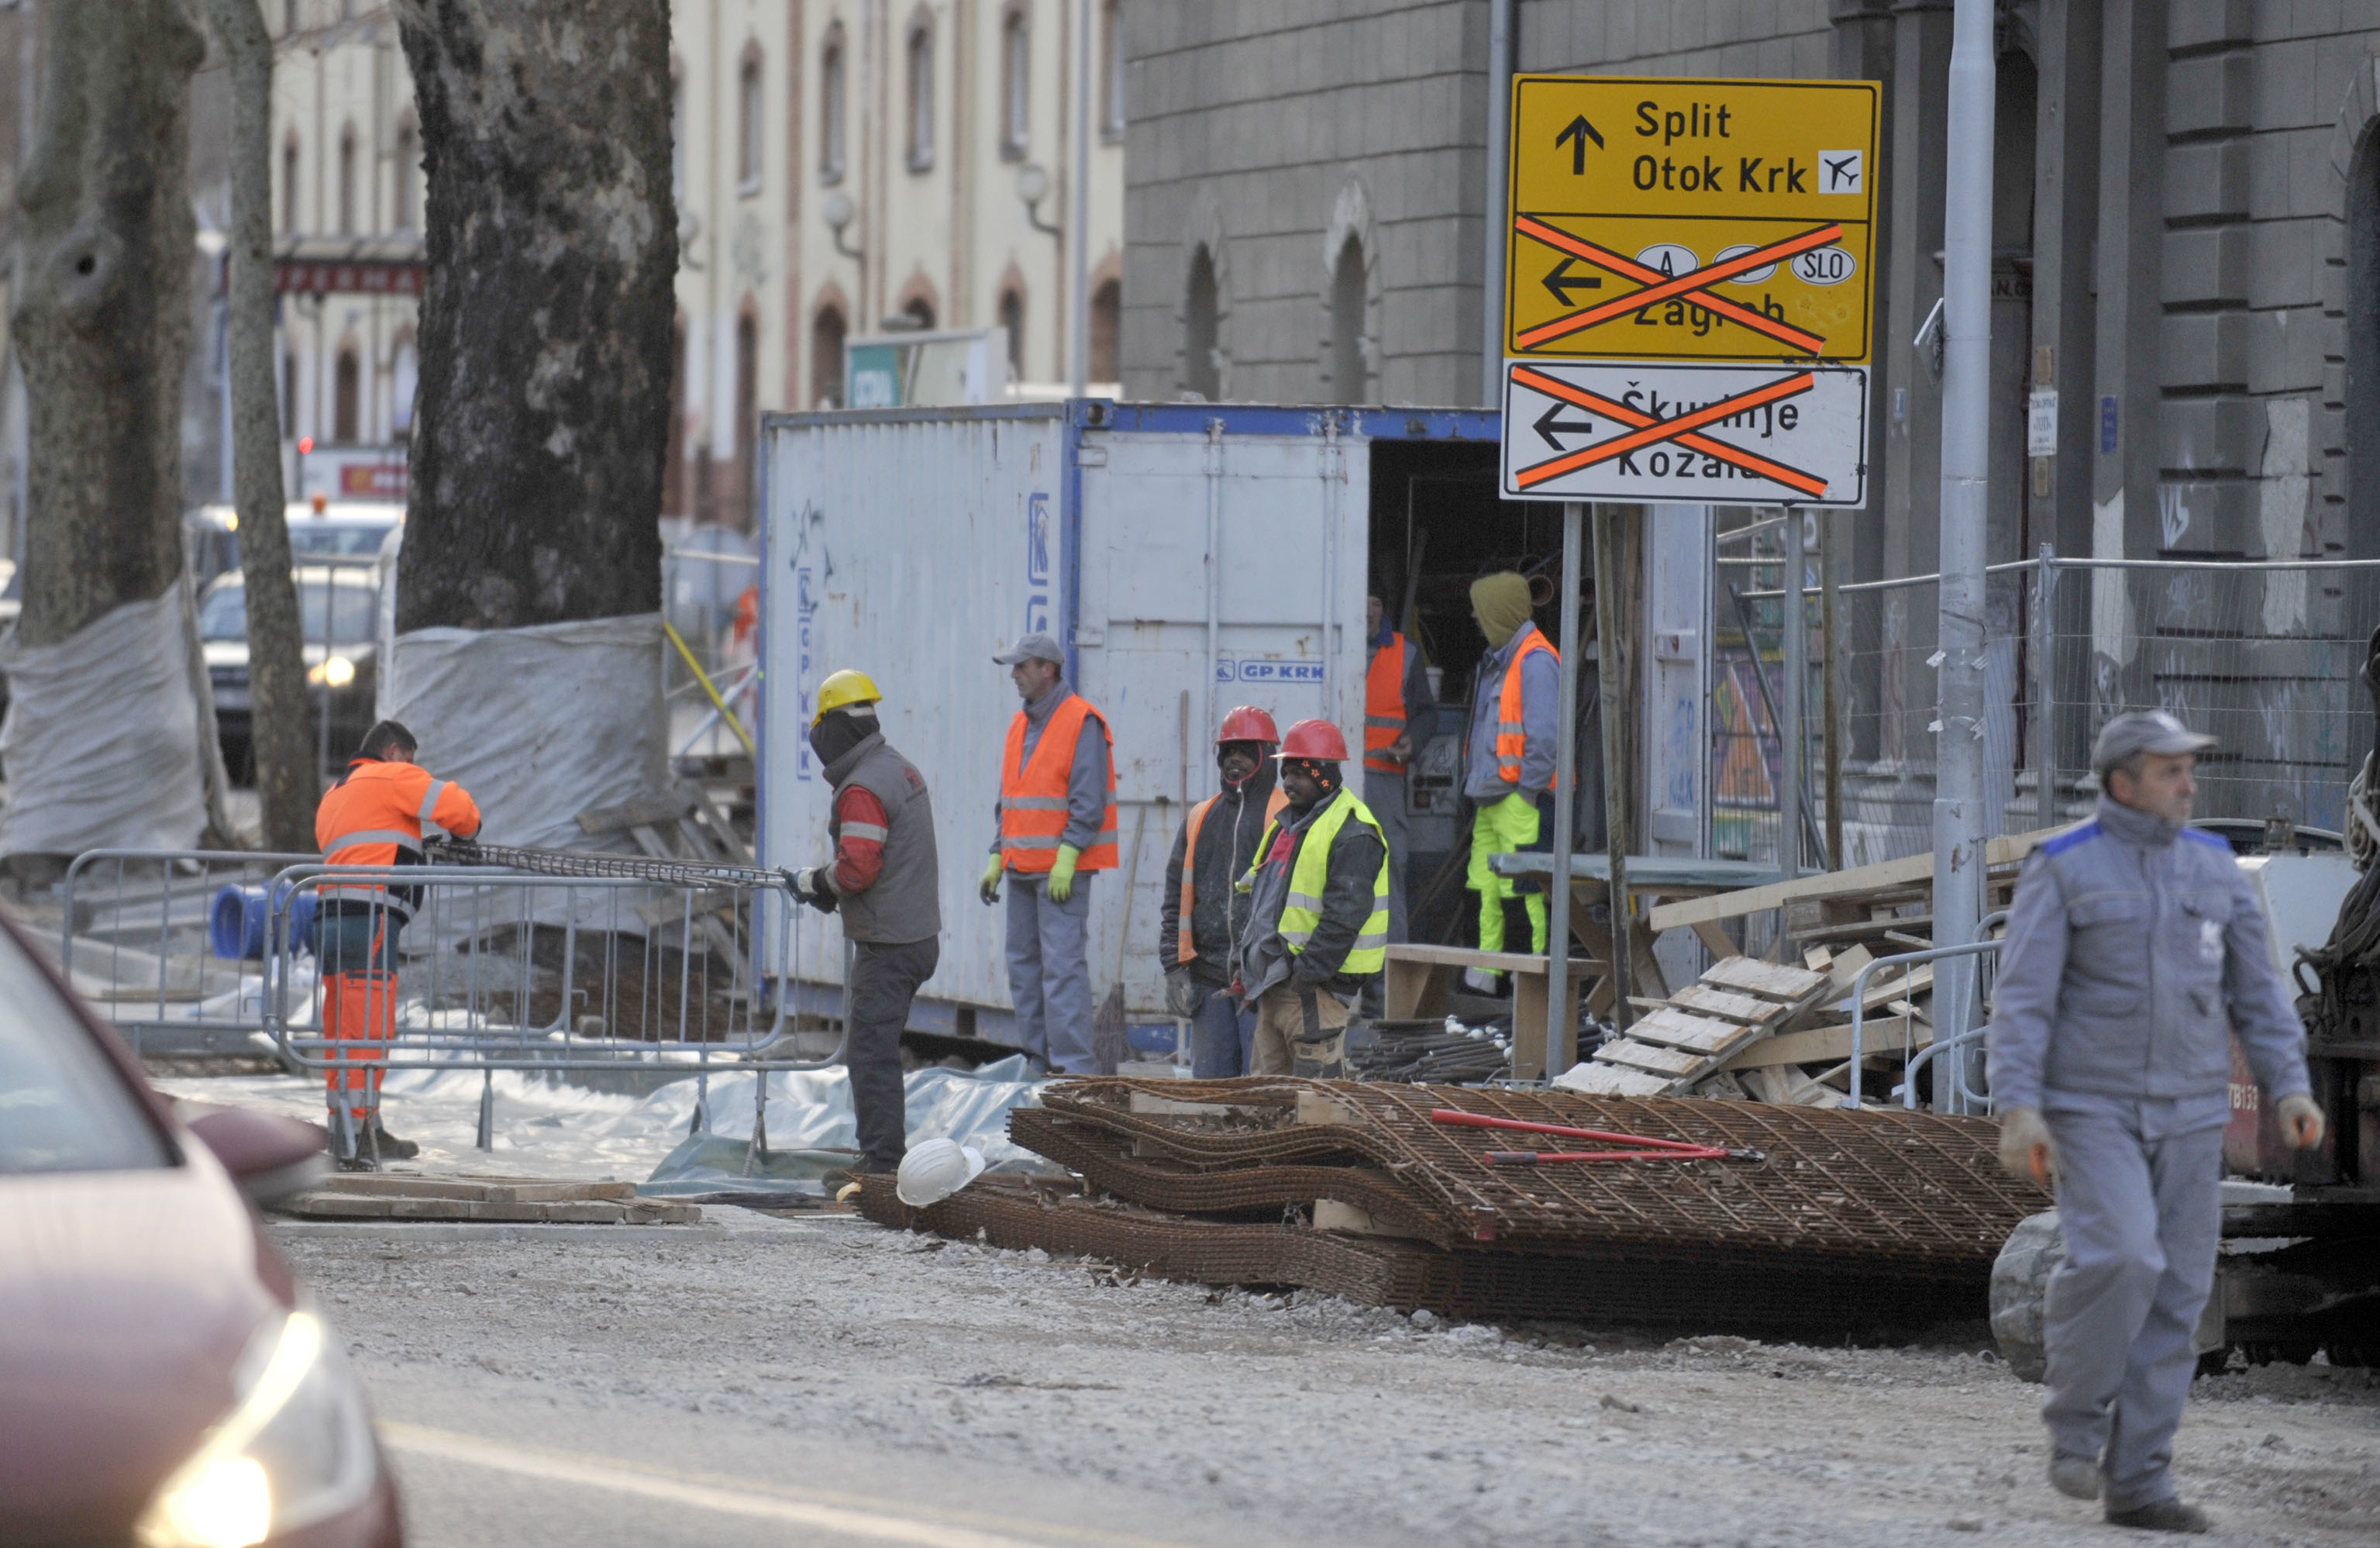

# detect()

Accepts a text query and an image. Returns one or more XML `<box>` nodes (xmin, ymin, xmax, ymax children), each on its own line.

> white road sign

<box><xmin>1498</xmin><ymin>360</ymin><xmax>1869</xmax><ymax>508</ymax></box>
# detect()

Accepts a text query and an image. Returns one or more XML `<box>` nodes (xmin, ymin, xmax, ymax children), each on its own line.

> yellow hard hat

<box><xmin>812</xmin><ymin>668</ymin><xmax>883</xmax><ymax>728</ymax></box>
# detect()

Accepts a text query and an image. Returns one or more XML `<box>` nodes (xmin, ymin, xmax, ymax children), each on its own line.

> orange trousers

<box><xmin>322</xmin><ymin>968</ymin><xmax>399</xmax><ymax>1128</ymax></box>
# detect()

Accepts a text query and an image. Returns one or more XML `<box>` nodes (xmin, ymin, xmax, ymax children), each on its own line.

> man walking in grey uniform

<box><xmin>1989</xmin><ymin>711</ymin><xmax>2327</xmax><ymax>1532</ymax></box>
<box><xmin>979</xmin><ymin>632</ymin><xmax>1118</xmax><ymax>1075</ymax></box>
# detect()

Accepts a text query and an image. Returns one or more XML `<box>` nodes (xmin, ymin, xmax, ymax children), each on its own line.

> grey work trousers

<box><xmin>1004</xmin><ymin>871</ymin><xmax>1094</xmax><ymax>1074</ymax></box>
<box><xmin>1362</xmin><ymin>768</ymin><xmax>1410</xmax><ymax>946</ymax></box>
<box><xmin>849</xmin><ymin>936</ymin><xmax>939</xmax><ymax>1173</ymax></box>
<box><xmin>2040</xmin><ymin>1092</ymin><xmax>2227</xmax><ymax>1512</ymax></box>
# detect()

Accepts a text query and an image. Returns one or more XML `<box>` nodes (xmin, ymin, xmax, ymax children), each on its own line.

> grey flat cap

<box><xmin>993</xmin><ymin>631</ymin><xmax>1066</xmax><ymax>666</ymax></box>
<box><xmin>2092</xmin><ymin>709</ymin><xmax>2217</xmax><ymax>776</ymax></box>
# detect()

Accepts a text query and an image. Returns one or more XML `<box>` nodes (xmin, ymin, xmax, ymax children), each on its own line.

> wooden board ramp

<box><xmin>274</xmin><ymin>1172</ymin><xmax>702</xmax><ymax>1225</ymax></box>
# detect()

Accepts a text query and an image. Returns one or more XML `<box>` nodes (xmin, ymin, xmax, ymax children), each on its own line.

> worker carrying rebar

<box><xmin>980</xmin><ymin>631</ymin><xmax>1118</xmax><ymax>1075</ymax></box>
<box><xmin>1989</xmin><ymin>710</ymin><xmax>2325</xmax><ymax>1534</ymax></box>
<box><xmin>1364</xmin><ymin>584</ymin><xmax>1436</xmax><ymax>947</ymax></box>
<box><xmin>790</xmin><ymin>670</ymin><xmax>942</xmax><ymax>1180</ymax></box>
<box><xmin>1229</xmin><ymin>719</ymin><xmax>1390</xmax><ymax>1077</ymax></box>
<box><xmin>1159</xmin><ymin>705</ymin><xmax>1285</xmax><ymax>1077</ymax></box>
<box><xmin>314</xmin><ymin>719</ymin><xmax>481</xmax><ymax>1170</ymax></box>
<box><xmin>1460</xmin><ymin>571</ymin><xmax>1559</xmax><ymax>991</ymax></box>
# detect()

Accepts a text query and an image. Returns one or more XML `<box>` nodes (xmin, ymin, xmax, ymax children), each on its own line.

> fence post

<box><xmin>1781</xmin><ymin>508</ymin><xmax>1806</xmax><ymax>875</ymax></box>
<box><xmin>2034</xmin><ymin>544</ymin><xmax>2058</xmax><ymax>831</ymax></box>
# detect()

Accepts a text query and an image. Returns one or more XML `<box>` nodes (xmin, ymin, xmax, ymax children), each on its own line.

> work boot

<box><xmin>371</xmin><ymin>1123</ymin><xmax>420</xmax><ymax>1160</ymax></box>
<box><xmin>2105</xmin><ymin>1500</ymin><xmax>2210</xmax><ymax>1534</ymax></box>
<box><xmin>2048</xmin><ymin>1454</ymin><xmax>2100</xmax><ymax>1501</ymax></box>
<box><xmin>1462</xmin><ymin>967</ymin><xmax>1504</xmax><ymax>996</ymax></box>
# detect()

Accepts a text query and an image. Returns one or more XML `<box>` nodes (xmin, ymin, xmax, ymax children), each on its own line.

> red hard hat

<box><xmin>1276</xmin><ymin>719</ymin><xmax>1350</xmax><ymax>761</ymax></box>
<box><xmin>1214</xmin><ymin>705</ymin><xmax>1280</xmax><ymax>746</ymax></box>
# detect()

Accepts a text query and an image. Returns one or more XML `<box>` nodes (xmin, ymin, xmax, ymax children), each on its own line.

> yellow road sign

<box><xmin>1503</xmin><ymin>75</ymin><xmax>1880</xmax><ymax>365</ymax></box>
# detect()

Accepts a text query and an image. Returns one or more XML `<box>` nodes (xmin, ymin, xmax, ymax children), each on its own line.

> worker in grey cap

<box><xmin>980</xmin><ymin>632</ymin><xmax>1118</xmax><ymax>1074</ymax></box>
<box><xmin>1989</xmin><ymin>709</ymin><xmax>2326</xmax><ymax>1532</ymax></box>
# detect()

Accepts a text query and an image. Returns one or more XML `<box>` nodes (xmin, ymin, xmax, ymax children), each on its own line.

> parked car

<box><xmin>187</xmin><ymin>502</ymin><xmax>404</xmax><ymax>590</ymax></box>
<box><xmin>0</xmin><ymin>910</ymin><xmax>401</xmax><ymax>1547</ymax></box>
<box><xmin>201</xmin><ymin>565</ymin><xmax>384</xmax><ymax>781</ymax></box>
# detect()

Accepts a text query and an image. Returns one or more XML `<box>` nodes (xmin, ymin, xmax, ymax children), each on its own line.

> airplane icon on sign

<box><xmin>1820</xmin><ymin>150</ymin><xmax>1863</xmax><ymax>192</ymax></box>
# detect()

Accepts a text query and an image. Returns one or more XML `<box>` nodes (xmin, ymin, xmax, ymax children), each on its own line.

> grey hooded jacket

<box><xmin>1987</xmin><ymin>796</ymin><xmax>2309</xmax><ymax>1113</ymax></box>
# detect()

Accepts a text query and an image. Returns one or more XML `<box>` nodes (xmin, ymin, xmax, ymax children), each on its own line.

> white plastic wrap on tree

<box><xmin>0</xmin><ymin>590</ymin><xmax>208</xmax><ymax>858</ymax></box>
<box><xmin>383</xmin><ymin>612</ymin><xmax>670</xmax><ymax>850</ymax></box>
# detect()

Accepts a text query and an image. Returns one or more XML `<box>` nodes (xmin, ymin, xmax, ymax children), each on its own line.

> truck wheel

<box><xmin>1990</xmin><ymin>1209</ymin><xmax>2065</xmax><ymax>1384</ymax></box>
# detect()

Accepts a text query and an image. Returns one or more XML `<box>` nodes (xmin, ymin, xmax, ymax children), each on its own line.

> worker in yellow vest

<box><xmin>1461</xmin><ymin>571</ymin><xmax>1559</xmax><ymax>992</ymax></box>
<box><xmin>979</xmin><ymin>632</ymin><xmax>1118</xmax><ymax>1074</ymax></box>
<box><xmin>1363</xmin><ymin>586</ymin><xmax>1435</xmax><ymax>946</ymax></box>
<box><xmin>1159</xmin><ymin>705</ymin><xmax>1285</xmax><ymax>1077</ymax></box>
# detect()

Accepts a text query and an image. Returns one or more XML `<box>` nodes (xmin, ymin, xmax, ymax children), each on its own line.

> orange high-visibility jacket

<box><xmin>1364</xmin><ymin>632</ymin><xmax>1410</xmax><ymax>774</ymax></box>
<box><xmin>315</xmin><ymin>758</ymin><xmax>482</xmax><ymax>909</ymax></box>
<box><xmin>1495</xmin><ymin>628</ymin><xmax>1559</xmax><ymax>783</ymax></box>
<box><xmin>1175</xmin><ymin>782</ymin><xmax>1286</xmax><ymax>963</ymax></box>
<box><xmin>998</xmin><ymin>695</ymin><xmax>1119</xmax><ymax>873</ymax></box>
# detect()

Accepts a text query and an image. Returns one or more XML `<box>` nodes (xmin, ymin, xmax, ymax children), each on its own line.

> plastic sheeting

<box><xmin>0</xmin><ymin>589</ymin><xmax>208</xmax><ymax>859</ymax></box>
<box><xmin>382</xmin><ymin>612</ymin><xmax>670</xmax><ymax>851</ymax></box>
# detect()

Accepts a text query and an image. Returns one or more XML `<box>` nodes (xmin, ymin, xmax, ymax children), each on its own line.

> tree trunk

<box><xmin>391</xmin><ymin>0</ymin><xmax>673</xmax><ymax>633</ymax></box>
<box><xmin>201</xmin><ymin>0</ymin><xmax>316</xmax><ymax>852</ymax></box>
<box><xmin>10</xmin><ymin>0</ymin><xmax>204</xmax><ymax>648</ymax></box>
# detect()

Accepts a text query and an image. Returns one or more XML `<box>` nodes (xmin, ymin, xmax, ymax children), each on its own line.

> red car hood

<box><xmin>0</xmin><ymin>1153</ymin><xmax>289</xmax><ymax>1542</ymax></box>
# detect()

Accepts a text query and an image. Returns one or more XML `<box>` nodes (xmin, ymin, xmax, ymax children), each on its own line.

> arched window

<box><xmin>735</xmin><ymin>307</ymin><xmax>759</xmax><ymax>528</ymax></box>
<box><xmin>282</xmin><ymin>350</ymin><xmax>299</xmax><ymax>438</ymax></box>
<box><xmin>1328</xmin><ymin>234</ymin><xmax>1366</xmax><ymax>402</ymax></box>
<box><xmin>904</xmin><ymin>16</ymin><xmax>935</xmax><ymax>172</ymax></box>
<box><xmin>393</xmin><ymin>115</ymin><xmax>418</xmax><ymax>230</ymax></box>
<box><xmin>997</xmin><ymin>288</ymin><xmax>1025</xmax><ymax>379</ymax></box>
<box><xmin>1089</xmin><ymin>278</ymin><xmax>1120</xmax><ymax>384</ymax></box>
<box><xmin>902</xmin><ymin>295</ymin><xmax>936</xmax><ymax>331</ymax></box>
<box><xmin>1100</xmin><ymin>0</ymin><xmax>1125</xmax><ymax>136</ymax></box>
<box><xmin>333</xmin><ymin>346</ymin><xmax>360</xmax><ymax>443</ymax></box>
<box><xmin>391</xmin><ymin>338</ymin><xmax>417</xmax><ymax>434</ymax></box>
<box><xmin>811</xmin><ymin>305</ymin><xmax>848</xmax><ymax>408</ymax></box>
<box><xmin>737</xmin><ymin>42</ymin><xmax>764</xmax><ymax>192</ymax></box>
<box><xmin>1183</xmin><ymin>245</ymin><xmax>1219</xmax><ymax>401</ymax></box>
<box><xmin>663</xmin><ymin>315</ymin><xmax>687</xmax><ymax>515</ymax></box>
<box><xmin>282</xmin><ymin>135</ymin><xmax>300</xmax><ymax>234</ymax></box>
<box><xmin>819</xmin><ymin>30</ymin><xmax>846</xmax><ymax>183</ymax></box>
<box><xmin>1000</xmin><ymin>8</ymin><xmax>1029</xmax><ymax>157</ymax></box>
<box><xmin>337</xmin><ymin>123</ymin><xmax>356</xmax><ymax>235</ymax></box>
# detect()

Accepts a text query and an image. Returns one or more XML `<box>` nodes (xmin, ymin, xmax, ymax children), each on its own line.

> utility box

<box><xmin>754</xmin><ymin>400</ymin><xmax>1521</xmax><ymax>1045</ymax></box>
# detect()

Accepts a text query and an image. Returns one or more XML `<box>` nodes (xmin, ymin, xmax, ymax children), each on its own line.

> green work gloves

<box><xmin>979</xmin><ymin>854</ymin><xmax>1004</xmax><ymax>905</ymax></box>
<box><xmin>1047</xmin><ymin>843</ymin><xmax>1082</xmax><ymax>903</ymax></box>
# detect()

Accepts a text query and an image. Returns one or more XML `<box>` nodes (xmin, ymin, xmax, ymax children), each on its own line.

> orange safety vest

<box><xmin>1175</xmin><ymin>783</ymin><xmax>1288</xmax><ymax>963</ymax></box>
<box><xmin>1363</xmin><ymin>632</ymin><xmax>1410</xmax><ymax>775</ymax></box>
<box><xmin>315</xmin><ymin>758</ymin><xmax>482</xmax><ymax>910</ymax></box>
<box><xmin>1494</xmin><ymin>626</ymin><xmax>1559</xmax><ymax>784</ymax></box>
<box><xmin>999</xmin><ymin>695</ymin><xmax>1120</xmax><ymax>873</ymax></box>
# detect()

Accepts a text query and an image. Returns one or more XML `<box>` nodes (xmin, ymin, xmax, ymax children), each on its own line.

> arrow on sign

<box><xmin>1554</xmin><ymin>115</ymin><xmax>1603</xmax><ymax>174</ymax></box>
<box><xmin>1541</xmin><ymin>256</ymin><xmax>1601</xmax><ymax>306</ymax></box>
<box><xmin>1533</xmin><ymin>402</ymin><xmax>1598</xmax><ymax>451</ymax></box>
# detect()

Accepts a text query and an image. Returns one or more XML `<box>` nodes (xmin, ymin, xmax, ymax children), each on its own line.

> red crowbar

<box><xmin>1432</xmin><ymin>1108</ymin><xmax>1765</xmax><ymax>1166</ymax></box>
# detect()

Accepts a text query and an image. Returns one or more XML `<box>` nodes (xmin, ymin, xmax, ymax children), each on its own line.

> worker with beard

<box><xmin>790</xmin><ymin>671</ymin><xmax>941</xmax><ymax>1179</ymax></box>
<box><xmin>1229</xmin><ymin>719</ymin><xmax>1390</xmax><ymax>1077</ymax></box>
<box><xmin>1159</xmin><ymin>706</ymin><xmax>1286</xmax><ymax>1077</ymax></box>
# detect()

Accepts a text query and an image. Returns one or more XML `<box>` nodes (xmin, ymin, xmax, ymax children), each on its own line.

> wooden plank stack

<box><xmin>1554</xmin><ymin>954</ymin><xmax>1834</xmax><ymax>1098</ymax></box>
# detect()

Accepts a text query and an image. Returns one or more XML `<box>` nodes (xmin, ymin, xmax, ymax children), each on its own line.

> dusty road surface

<box><xmin>276</xmin><ymin>1214</ymin><xmax>2378</xmax><ymax>1548</ymax></box>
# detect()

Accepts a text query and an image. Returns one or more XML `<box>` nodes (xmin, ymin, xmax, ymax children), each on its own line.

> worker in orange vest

<box><xmin>1461</xmin><ymin>571</ymin><xmax>1559</xmax><ymax>992</ymax></box>
<box><xmin>979</xmin><ymin>632</ymin><xmax>1117</xmax><ymax>1074</ymax></box>
<box><xmin>314</xmin><ymin>719</ymin><xmax>481</xmax><ymax>1169</ymax></box>
<box><xmin>1158</xmin><ymin>705</ymin><xmax>1284</xmax><ymax>1077</ymax></box>
<box><xmin>1363</xmin><ymin>585</ymin><xmax>1435</xmax><ymax>947</ymax></box>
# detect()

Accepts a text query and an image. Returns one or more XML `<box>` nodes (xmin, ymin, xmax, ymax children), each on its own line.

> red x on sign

<box><xmin>1511</xmin><ymin>217</ymin><xmax>1839</xmax><ymax>355</ymax></box>
<box><xmin>1507</xmin><ymin>364</ymin><xmax>1829</xmax><ymax>498</ymax></box>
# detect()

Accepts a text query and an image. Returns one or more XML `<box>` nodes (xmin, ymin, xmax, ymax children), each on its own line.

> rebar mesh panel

<box><xmin>431</xmin><ymin>838</ymin><xmax>789</xmax><ymax>892</ymax></box>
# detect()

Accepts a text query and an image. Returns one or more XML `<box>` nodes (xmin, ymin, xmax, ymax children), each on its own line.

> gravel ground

<box><xmin>279</xmin><ymin>1215</ymin><xmax>2380</xmax><ymax>1548</ymax></box>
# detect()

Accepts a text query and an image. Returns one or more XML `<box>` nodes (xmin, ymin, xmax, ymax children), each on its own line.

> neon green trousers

<box><xmin>1467</xmin><ymin>791</ymin><xmax>1546</xmax><ymax>957</ymax></box>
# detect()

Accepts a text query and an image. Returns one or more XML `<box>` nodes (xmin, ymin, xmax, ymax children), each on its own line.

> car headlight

<box><xmin>136</xmin><ymin>1309</ymin><xmax>380</xmax><ymax>1548</ymax></box>
<box><xmin>306</xmin><ymin>656</ymin><xmax>356</xmax><ymax>688</ymax></box>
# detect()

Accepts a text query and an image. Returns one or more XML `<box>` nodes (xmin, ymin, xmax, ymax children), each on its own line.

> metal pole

<box><xmin>1067</xmin><ymin>0</ymin><xmax>1092</xmax><ymax>395</ymax></box>
<box><xmin>2032</xmin><ymin>544</ymin><xmax>2058</xmax><ymax>831</ymax></box>
<box><xmin>1821</xmin><ymin>510</ymin><xmax>1843</xmax><ymax>870</ymax></box>
<box><xmin>1933</xmin><ymin>0</ymin><xmax>1997</xmax><ymax>1113</ymax></box>
<box><xmin>1546</xmin><ymin>502</ymin><xmax>1584</xmax><ymax>1074</ymax></box>
<box><xmin>1593</xmin><ymin>504</ymin><xmax>1632</xmax><ymax>1034</ymax></box>
<box><xmin>1779</xmin><ymin>509</ymin><xmax>1805</xmax><ymax>877</ymax></box>
<box><xmin>1479</xmin><ymin>0</ymin><xmax>1514</xmax><ymax>408</ymax></box>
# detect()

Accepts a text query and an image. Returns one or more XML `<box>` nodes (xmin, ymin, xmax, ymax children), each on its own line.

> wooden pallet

<box><xmin>1555</xmin><ymin>955</ymin><xmax>1832</xmax><ymax>1097</ymax></box>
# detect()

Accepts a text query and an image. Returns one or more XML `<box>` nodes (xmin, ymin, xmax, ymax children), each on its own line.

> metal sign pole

<box><xmin>1545</xmin><ymin>501</ymin><xmax>1585</xmax><ymax>1075</ymax></box>
<box><xmin>1780</xmin><ymin>507</ymin><xmax>1806</xmax><ymax>878</ymax></box>
<box><xmin>1593</xmin><ymin>503</ymin><xmax>1633</xmax><ymax>1035</ymax></box>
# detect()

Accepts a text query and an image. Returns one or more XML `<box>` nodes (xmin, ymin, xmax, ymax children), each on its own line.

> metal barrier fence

<box><xmin>1721</xmin><ymin>550</ymin><xmax>2380</xmax><ymax>870</ymax></box>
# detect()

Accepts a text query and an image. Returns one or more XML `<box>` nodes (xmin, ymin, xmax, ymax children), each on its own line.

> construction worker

<box><xmin>789</xmin><ymin>670</ymin><xmax>941</xmax><ymax>1178</ymax></box>
<box><xmin>314</xmin><ymin>719</ymin><xmax>480</xmax><ymax>1169</ymax></box>
<box><xmin>1159</xmin><ymin>705</ymin><xmax>1285</xmax><ymax>1077</ymax></box>
<box><xmin>980</xmin><ymin>632</ymin><xmax>1118</xmax><ymax>1074</ymax></box>
<box><xmin>1363</xmin><ymin>587</ymin><xmax>1435</xmax><ymax>946</ymax></box>
<box><xmin>1460</xmin><ymin>571</ymin><xmax>1559</xmax><ymax>991</ymax></box>
<box><xmin>1990</xmin><ymin>710</ymin><xmax>2325</xmax><ymax>1533</ymax></box>
<box><xmin>1230</xmin><ymin>719</ymin><xmax>1389</xmax><ymax>1077</ymax></box>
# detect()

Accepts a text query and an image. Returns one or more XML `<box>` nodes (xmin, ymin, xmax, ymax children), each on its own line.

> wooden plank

<box><xmin>1717</xmin><ymin>1015</ymin><xmax>1924</xmax><ymax>1070</ymax></box>
<box><xmin>579</xmin><ymin>787</ymin><xmax>698</xmax><ymax>834</ymax></box>
<box><xmin>1382</xmin><ymin>943</ymin><xmax>1552</xmax><ymax>976</ymax></box>
<box><xmin>1550</xmin><ymin>1061</ymin><xmax>1675</xmax><ymax>1097</ymax></box>
<box><xmin>1620</xmin><ymin>1005</ymin><xmax>1762</xmax><ymax>1057</ymax></box>
<box><xmin>1131</xmin><ymin>1091</ymin><xmax>1275</xmax><ymax>1120</ymax></box>
<box><xmin>1793</xmin><ymin>912</ymin><xmax>1932</xmax><ymax>946</ymax></box>
<box><xmin>1647</xmin><ymin>826</ymin><xmax>2062</xmax><ymax>932</ymax></box>
<box><xmin>1314</xmin><ymin>1198</ymin><xmax>1425</xmax><ymax>1240</ymax></box>
<box><xmin>1667</xmin><ymin>983</ymin><xmax>1791</xmax><ymax>1026</ymax></box>
<box><xmin>1689</xmin><ymin>919</ymin><xmax>1738</xmax><ymax>959</ymax></box>
<box><xmin>1593</xmin><ymin>1038</ymin><xmax>1704</xmax><ymax>1077</ymax></box>
<box><xmin>1293</xmin><ymin>1090</ymin><xmax>1364</xmax><ymax>1128</ymax></box>
<box><xmin>1700</xmin><ymin>955</ymin><xmax>1830</xmax><ymax>1003</ymax></box>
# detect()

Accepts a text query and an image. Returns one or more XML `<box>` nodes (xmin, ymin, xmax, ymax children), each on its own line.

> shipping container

<box><xmin>754</xmin><ymin>400</ymin><xmax>1681</xmax><ymax>1050</ymax></box>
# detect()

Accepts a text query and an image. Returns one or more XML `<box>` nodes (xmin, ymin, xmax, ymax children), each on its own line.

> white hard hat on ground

<box><xmin>895</xmin><ymin>1138</ymin><xmax>987</xmax><ymax>1206</ymax></box>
